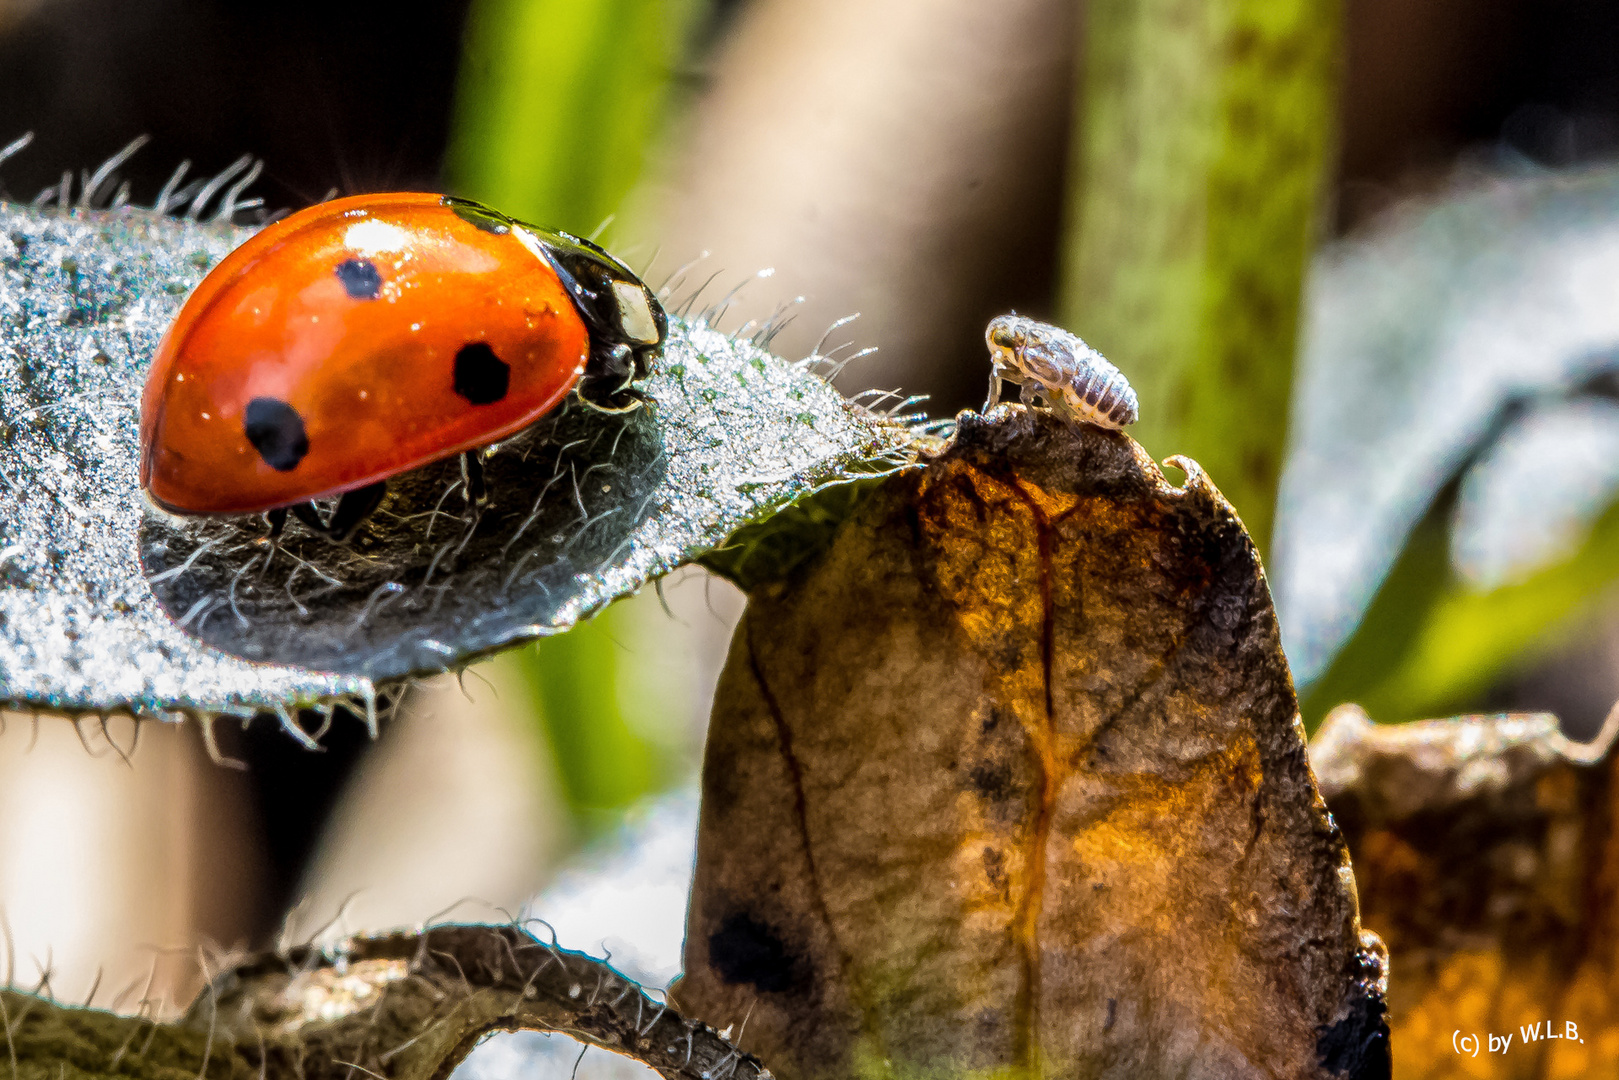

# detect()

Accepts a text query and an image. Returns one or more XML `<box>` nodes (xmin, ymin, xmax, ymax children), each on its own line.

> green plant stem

<box><xmin>446</xmin><ymin>0</ymin><xmax>704</xmax><ymax>235</ymax></box>
<box><xmin>507</xmin><ymin>603</ymin><xmax>664</xmax><ymax>834</ymax></box>
<box><xmin>1059</xmin><ymin>0</ymin><xmax>1341</xmax><ymax>554</ymax></box>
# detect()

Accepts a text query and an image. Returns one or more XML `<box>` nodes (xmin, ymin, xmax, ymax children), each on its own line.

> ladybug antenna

<box><xmin>78</xmin><ymin>135</ymin><xmax>149</xmax><ymax>209</ymax></box>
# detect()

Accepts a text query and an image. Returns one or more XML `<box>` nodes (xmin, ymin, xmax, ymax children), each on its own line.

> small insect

<box><xmin>983</xmin><ymin>314</ymin><xmax>1138</xmax><ymax>430</ymax></box>
<box><xmin>140</xmin><ymin>192</ymin><xmax>666</xmax><ymax>540</ymax></box>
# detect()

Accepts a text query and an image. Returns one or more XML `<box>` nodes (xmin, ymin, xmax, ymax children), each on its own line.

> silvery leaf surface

<box><xmin>0</xmin><ymin>201</ymin><xmax>911</xmax><ymax>722</ymax></box>
<box><xmin>1450</xmin><ymin>397</ymin><xmax>1619</xmax><ymax>589</ymax></box>
<box><xmin>1273</xmin><ymin>164</ymin><xmax>1619</xmax><ymax>686</ymax></box>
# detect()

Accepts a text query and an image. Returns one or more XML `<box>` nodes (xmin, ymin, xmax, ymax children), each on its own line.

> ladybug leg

<box><xmin>578</xmin><ymin>379</ymin><xmax>654</xmax><ymax>413</ymax></box>
<box><xmin>286</xmin><ymin>482</ymin><xmax>387</xmax><ymax>542</ymax></box>
<box><xmin>291</xmin><ymin>501</ymin><xmax>328</xmax><ymax>533</ymax></box>
<box><xmin>263</xmin><ymin>507</ymin><xmax>289</xmax><ymax>541</ymax></box>
<box><xmin>578</xmin><ymin>342</ymin><xmax>652</xmax><ymax>413</ymax></box>
<box><xmin>325</xmin><ymin>481</ymin><xmax>389</xmax><ymax>542</ymax></box>
<box><xmin>460</xmin><ymin>451</ymin><xmax>488</xmax><ymax>506</ymax></box>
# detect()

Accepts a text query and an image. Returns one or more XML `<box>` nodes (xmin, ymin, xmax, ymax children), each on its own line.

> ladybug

<box><xmin>139</xmin><ymin>192</ymin><xmax>666</xmax><ymax>540</ymax></box>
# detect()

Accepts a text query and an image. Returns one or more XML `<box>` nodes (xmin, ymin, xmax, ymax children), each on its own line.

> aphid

<box><xmin>983</xmin><ymin>314</ymin><xmax>1138</xmax><ymax>430</ymax></box>
<box><xmin>140</xmin><ymin>192</ymin><xmax>666</xmax><ymax>541</ymax></box>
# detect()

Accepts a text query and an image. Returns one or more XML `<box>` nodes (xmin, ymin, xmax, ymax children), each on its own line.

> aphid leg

<box><xmin>1048</xmin><ymin>395</ymin><xmax>1083</xmax><ymax>426</ymax></box>
<box><xmin>460</xmin><ymin>451</ymin><xmax>488</xmax><ymax>507</ymax></box>
<box><xmin>1019</xmin><ymin>381</ymin><xmax>1041</xmax><ymax>405</ymax></box>
<box><xmin>985</xmin><ymin>371</ymin><xmax>1004</xmax><ymax>413</ymax></box>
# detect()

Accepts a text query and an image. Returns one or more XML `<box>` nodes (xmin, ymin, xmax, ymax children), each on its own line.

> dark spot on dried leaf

<box><xmin>966</xmin><ymin>760</ymin><xmax>1014</xmax><ymax>801</ymax></box>
<box><xmin>1315</xmin><ymin>990</ymin><xmax>1392</xmax><ymax>1080</ymax></box>
<box><xmin>709</xmin><ymin>910</ymin><xmax>807</xmax><ymax>994</ymax></box>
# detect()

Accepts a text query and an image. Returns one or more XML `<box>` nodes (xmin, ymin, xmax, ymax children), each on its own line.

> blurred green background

<box><xmin>446</xmin><ymin>0</ymin><xmax>716</xmax><ymax>839</ymax></box>
<box><xmin>436</xmin><ymin>0</ymin><xmax>1619</xmax><ymax>829</ymax></box>
<box><xmin>448</xmin><ymin>0</ymin><xmax>708</xmax><ymax>238</ymax></box>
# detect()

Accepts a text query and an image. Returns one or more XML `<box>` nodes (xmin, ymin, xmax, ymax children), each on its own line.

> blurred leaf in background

<box><xmin>1059</xmin><ymin>0</ymin><xmax>1341</xmax><ymax>555</ymax></box>
<box><xmin>446</xmin><ymin>0</ymin><xmax>715</xmax><ymax>836</ymax></box>
<box><xmin>1276</xmin><ymin>166</ymin><xmax>1619</xmax><ymax>734</ymax></box>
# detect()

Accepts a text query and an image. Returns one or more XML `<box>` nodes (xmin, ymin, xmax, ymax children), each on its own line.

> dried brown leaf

<box><xmin>1314</xmin><ymin>704</ymin><xmax>1619</xmax><ymax>1078</ymax></box>
<box><xmin>678</xmin><ymin>408</ymin><xmax>1388</xmax><ymax>1079</ymax></box>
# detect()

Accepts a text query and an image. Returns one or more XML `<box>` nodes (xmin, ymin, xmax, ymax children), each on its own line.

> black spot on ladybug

<box><xmin>243</xmin><ymin>397</ymin><xmax>309</xmax><ymax>472</ymax></box>
<box><xmin>453</xmin><ymin>343</ymin><xmax>510</xmax><ymax>405</ymax></box>
<box><xmin>443</xmin><ymin>196</ymin><xmax>511</xmax><ymax>234</ymax></box>
<box><xmin>334</xmin><ymin>257</ymin><xmax>382</xmax><ymax>300</ymax></box>
<box><xmin>708</xmin><ymin>911</ymin><xmax>806</xmax><ymax>994</ymax></box>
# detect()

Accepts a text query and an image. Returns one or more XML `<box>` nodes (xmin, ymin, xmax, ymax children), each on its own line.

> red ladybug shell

<box><xmin>140</xmin><ymin>192</ymin><xmax>591</xmax><ymax>515</ymax></box>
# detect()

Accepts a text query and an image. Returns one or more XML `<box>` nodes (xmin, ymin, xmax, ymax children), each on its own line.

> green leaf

<box><xmin>1304</xmin><ymin>485</ymin><xmax>1619</xmax><ymax>727</ymax></box>
<box><xmin>1296</xmin><ymin>482</ymin><xmax>1456</xmax><ymax>727</ymax></box>
<box><xmin>698</xmin><ymin>469</ymin><xmax>896</xmax><ymax>592</ymax></box>
<box><xmin>508</xmin><ymin>601</ymin><xmax>660</xmax><ymax>829</ymax></box>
